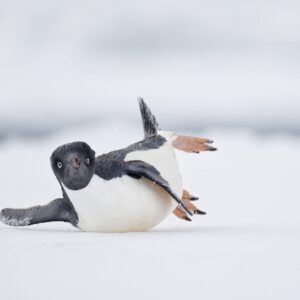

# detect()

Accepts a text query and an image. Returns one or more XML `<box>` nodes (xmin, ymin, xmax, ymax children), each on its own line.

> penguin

<box><xmin>0</xmin><ymin>98</ymin><xmax>216</xmax><ymax>232</ymax></box>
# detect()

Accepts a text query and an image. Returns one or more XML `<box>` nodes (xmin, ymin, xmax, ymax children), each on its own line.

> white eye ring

<box><xmin>86</xmin><ymin>158</ymin><xmax>90</xmax><ymax>165</ymax></box>
<box><xmin>57</xmin><ymin>162</ymin><xmax>63</xmax><ymax>169</ymax></box>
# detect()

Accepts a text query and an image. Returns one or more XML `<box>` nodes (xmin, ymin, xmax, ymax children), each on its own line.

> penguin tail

<box><xmin>138</xmin><ymin>97</ymin><xmax>160</xmax><ymax>139</ymax></box>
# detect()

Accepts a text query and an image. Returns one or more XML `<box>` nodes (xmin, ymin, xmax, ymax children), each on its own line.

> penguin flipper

<box><xmin>0</xmin><ymin>198</ymin><xmax>78</xmax><ymax>227</ymax></box>
<box><xmin>125</xmin><ymin>160</ymin><xmax>192</xmax><ymax>216</ymax></box>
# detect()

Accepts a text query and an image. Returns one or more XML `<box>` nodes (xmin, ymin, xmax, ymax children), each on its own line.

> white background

<box><xmin>0</xmin><ymin>0</ymin><xmax>300</xmax><ymax>134</ymax></box>
<box><xmin>0</xmin><ymin>1</ymin><xmax>299</xmax><ymax>299</ymax></box>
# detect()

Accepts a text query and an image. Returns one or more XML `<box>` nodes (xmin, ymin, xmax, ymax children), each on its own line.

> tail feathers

<box><xmin>137</xmin><ymin>98</ymin><xmax>218</xmax><ymax>154</ymax></box>
<box><xmin>138</xmin><ymin>97</ymin><xmax>160</xmax><ymax>138</ymax></box>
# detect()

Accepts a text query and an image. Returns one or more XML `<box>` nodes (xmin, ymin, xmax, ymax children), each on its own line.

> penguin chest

<box><xmin>65</xmin><ymin>143</ymin><xmax>182</xmax><ymax>232</ymax></box>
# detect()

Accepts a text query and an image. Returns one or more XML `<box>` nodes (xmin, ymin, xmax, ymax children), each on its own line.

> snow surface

<box><xmin>0</xmin><ymin>123</ymin><xmax>299</xmax><ymax>300</ymax></box>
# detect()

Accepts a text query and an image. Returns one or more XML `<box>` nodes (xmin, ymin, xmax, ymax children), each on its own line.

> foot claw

<box><xmin>207</xmin><ymin>146</ymin><xmax>217</xmax><ymax>151</ymax></box>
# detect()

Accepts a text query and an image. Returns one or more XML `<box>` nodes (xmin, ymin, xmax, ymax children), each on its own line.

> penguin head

<box><xmin>51</xmin><ymin>141</ymin><xmax>96</xmax><ymax>190</ymax></box>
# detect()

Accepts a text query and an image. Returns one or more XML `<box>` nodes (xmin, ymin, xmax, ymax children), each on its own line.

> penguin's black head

<box><xmin>51</xmin><ymin>142</ymin><xmax>96</xmax><ymax>190</ymax></box>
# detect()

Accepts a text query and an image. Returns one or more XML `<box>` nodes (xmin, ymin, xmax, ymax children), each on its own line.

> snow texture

<box><xmin>0</xmin><ymin>123</ymin><xmax>299</xmax><ymax>300</ymax></box>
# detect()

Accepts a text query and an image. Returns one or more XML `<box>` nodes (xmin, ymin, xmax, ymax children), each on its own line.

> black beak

<box><xmin>72</xmin><ymin>157</ymin><xmax>81</xmax><ymax>169</ymax></box>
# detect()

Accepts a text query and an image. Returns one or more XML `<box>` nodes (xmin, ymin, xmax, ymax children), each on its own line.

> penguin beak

<box><xmin>72</xmin><ymin>157</ymin><xmax>81</xmax><ymax>169</ymax></box>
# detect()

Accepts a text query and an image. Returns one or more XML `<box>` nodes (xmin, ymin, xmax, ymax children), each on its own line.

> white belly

<box><xmin>64</xmin><ymin>137</ymin><xmax>183</xmax><ymax>232</ymax></box>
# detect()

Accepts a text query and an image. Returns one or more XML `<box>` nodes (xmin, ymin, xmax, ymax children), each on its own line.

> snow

<box><xmin>1</xmin><ymin>0</ymin><xmax>299</xmax><ymax>297</ymax></box>
<box><xmin>0</xmin><ymin>123</ymin><xmax>299</xmax><ymax>299</ymax></box>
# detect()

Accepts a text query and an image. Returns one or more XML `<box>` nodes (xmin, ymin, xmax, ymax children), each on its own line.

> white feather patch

<box><xmin>65</xmin><ymin>134</ymin><xmax>183</xmax><ymax>232</ymax></box>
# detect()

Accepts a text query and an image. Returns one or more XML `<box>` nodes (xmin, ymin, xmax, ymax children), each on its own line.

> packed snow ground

<box><xmin>0</xmin><ymin>123</ymin><xmax>299</xmax><ymax>300</ymax></box>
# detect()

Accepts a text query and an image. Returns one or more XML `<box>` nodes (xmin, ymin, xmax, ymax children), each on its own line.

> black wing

<box><xmin>0</xmin><ymin>198</ymin><xmax>78</xmax><ymax>227</ymax></box>
<box><xmin>125</xmin><ymin>160</ymin><xmax>192</xmax><ymax>216</ymax></box>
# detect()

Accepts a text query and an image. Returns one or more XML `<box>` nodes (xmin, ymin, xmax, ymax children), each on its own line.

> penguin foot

<box><xmin>173</xmin><ymin>206</ymin><xmax>192</xmax><ymax>222</ymax></box>
<box><xmin>173</xmin><ymin>189</ymin><xmax>206</xmax><ymax>221</ymax></box>
<box><xmin>182</xmin><ymin>198</ymin><xmax>206</xmax><ymax>215</ymax></box>
<box><xmin>172</xmin><ymin>135</ymin><xmax>217</xmax><ymax>153</ymax></box>
<box><xmin>182</xmin><ymin>189</ymin><xmax>199</xmax><ymax>201</ymax></box>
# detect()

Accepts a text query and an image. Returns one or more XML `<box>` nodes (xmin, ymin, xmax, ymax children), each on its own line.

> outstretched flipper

<box><xmin>0</xmin><ymin>198</ymin><xmax>78</xmax><ymax>227</ymax></box>
<box><xmin>125</xmin><ymin>160</ymin><xmax>192</xmax><ymax>216</ymax></box>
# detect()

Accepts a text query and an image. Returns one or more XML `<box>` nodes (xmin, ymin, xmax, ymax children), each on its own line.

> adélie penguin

<box><xmin>0</xmin><ymin>99</ymin><xmax>217</xmax><ymax>232</ymax></box>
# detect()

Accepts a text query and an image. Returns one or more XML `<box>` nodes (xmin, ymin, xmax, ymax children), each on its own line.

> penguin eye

<box><xmin>86</xmin><ymin>158</ymin><xmax>90</xmax><ymax>165</ymax></box>
<box><xmin>57</xmin><ymin>161</ymin><xmax>63</xmax><ymax>169</ymax></box>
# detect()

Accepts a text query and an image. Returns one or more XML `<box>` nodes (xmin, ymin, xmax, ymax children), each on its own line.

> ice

<box><xmin>0</xmin><ymin>124</ymin><xmax>299</xmax><ymax>299</ymax></box>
